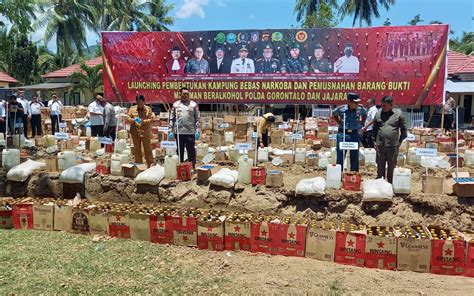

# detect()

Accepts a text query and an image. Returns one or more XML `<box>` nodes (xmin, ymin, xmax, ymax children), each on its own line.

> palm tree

<box><xmin>450</xmin><ymin>32</ymin><xmax>474</xmax><ymax>55</ymax></box>
<box><xmin>0</xmin><ymin>0</ymin><xmax>37</xmax><ymax>35</ymax></box>
<box><xmin>68</xmin><ymin>63</ymin><xmax>104</xmax><ymax>101</ymax></box>
<box><xmin>294</xmin><ymin>0</ymin><xmax>338</xmax><ymax>23</ymax></box>
<box><xmin>339</xmin><ymin>0</ymin><xmax>396</xmax><ymax>27</ymax></box>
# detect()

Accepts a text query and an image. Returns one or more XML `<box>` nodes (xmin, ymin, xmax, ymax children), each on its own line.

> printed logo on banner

<box><xmin>296</xmin><ymin>31</ymin><xmax>308</xmax><ymax>42</ymax></box>
<box><xmin>250</xmin><ymin>32</ymin><xmax>259</xmax><ymax>43</ymax></box>
<box><xmin>226</xmin><ymin>33</ymin><xmax>237</xmax><ymax>44</ymax></box>
<box><xmin>237</xmin><ymin>32</ymin><xmax>248</xmax><ymax>43</ymax></box>
<box><xmin>272</xmin><ymin>32</ymin><xmax>283</xmax><ymax>42</ymax></box>
<box><xmin>216</xmin><ymin>32</ymin><xmax>225</xmax><ymax>44</ymax></box>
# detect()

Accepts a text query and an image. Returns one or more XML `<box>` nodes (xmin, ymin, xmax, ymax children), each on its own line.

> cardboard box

<box><xmin>266</xmin><ymin>170</ymin><xmax>284</xmax><ymax>188</ymax></box>
<box><xmin>277</xmin><ymin>219</ymin><xmax>308</xmax><ymax>257</ymax></box>
<box><xmin>45</xmin><ymin>157</ymin><xmax>58</xmax><ymax>173</ymax></box>
<box><xmin>0</xmin><ymin>208</ymin><xmax>13</xmax><ymax>229</ymax></box>
<box><xmin>236</xmin><ymin>116</ymin><xmax>248</xmax><ymax>125</ymax></box>
<box><xmin>122</xmin><ymin>163</ymin><xmax>147</xmax><ymax>178</ymax></box>
<box><xmin>12</xmin><ymin>203</ymin><xmax>33</xmax><ymax>230</ymax></box>
<box><xmin>235</xmin><ymin>123</ymin><xmax>248</xmax><ymax>132</ymax></box>
<box><xmin>428</xmin><ymin>225</ymin><xmax>466</xmax><ymax>275</ymax></box>
<box><xmin>89</xmin><ymin>210</ymin><xmax>109</xmax><ymax>235</ymax></box>
<box><xmin>465</xmin><ymin>236</ymin><xmax>474</xmax><ymax>277</ymax></box>
<box><xmin>224</xmin><ymin>214</ymin><xmax>252</xmax><ymax>251</ymax></box>
<box><xmin>422</xmin><ymin>175</ymin><xmax>444</xmax><ymax>194</ymax></box>
<box><xmin>172</xmin><ymin>212</ymin><xmax>198</xmax><ymax>247</ymax></box>
<box><xmin>270</xmin><ymin>135</ymin><xmax>283</xmax><ymax>145</ymax></box>
<box><xmin>197</xmin><ymin>218</ymin><xmax>225</xmax><ymax>251</ymax></box>
<box><xmin>250</xmin><ymin>219</ymin><xmax>279</xmax><ymax>255</ymax></box>
<box><xmin>196</xmin><ymin>165</ymin><xmax>218</xmax><ymax>182</ymax></box>
<box><xmin>365</xmin><ymin>226</ymin><xmax>397</xmax><ymax>270</ymax></box>
<box><xmin>108</xmin><ymin>211</ymin><xmax>131</xmax><ymax>239</ymax></box>
<box><xmin>452</xmin><ymin>172</ymin><xmax>474</xmax><ymax>198</ymax></box>
<box><xmin>282</xmin><ymin>154</ymin><xmax>294</xmax><ymax>165</ymax></box>
<box><xmin>53</xmin><ymin>204</ymin><xmax>72</xmax><ymax>232</ymax></box>
<box><xmin>129</xmin><ymin>213</ymin><xmax>151</xmax><ymax>241</ymax></box>
<box><xmin>150</xmin><ymin>213</ymin><xmax>174</xmax><ymax>244</ymax></box>
<box><xmin>96</xmin><ymin>159</ymin><xmax>111</xmax><ymax>175</ymax></box>
<box><xmin>334</xmin><ymin>226</ymin><xmax>366</xmax><ymax>267</ymax></box>
<box><xmin>439</xmin><ymin>142</ymin><xmax>455</xmax><ymax>153</ymax></box>
<box><xmin>397</xmin><ymin>225</ymin><xmax>432</xmax><ymax>273</ymax></box>
<box><xmin>224</xmin><ymin>115</ymin><xmax>236</xmax><ymax>124</ymax></box>
<box><xmin>306</xmin><ymin>154</ymin><xmax>318</xmax><ymax>166</ymax></box>
<box><xmin>33</xmin><ymin>204</ymin><xmax>54</xmax><ymax>231</ymax></box>
<box><xmin>71</xmin><ymin>208</ymin><xmax>90</xmax><ymax>234</ymax></box>
<box><xmin>214</xmin><ymin>151</ymin><xmax>227</xmax><ymax>161</ymax></box>
<box><xmin>305</xmin><ymin>222</ymin><xmax>337</xmax><ymax>261</ymax></box>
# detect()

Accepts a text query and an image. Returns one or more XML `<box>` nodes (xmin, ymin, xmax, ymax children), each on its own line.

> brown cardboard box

<box><xmin>306</xmin><ymin>153</ymin><xmax>318</xmax><ymax>166</ymax></box>
<box><xmin>439</xmin><ymin>142</ymin><xmax>455</xmax><ymax>153</ymax></box>
<box><xmin>89</xmin><ymin>210</ymin><xmax>109</xmax><ymax>235</ymax></box>
<box><xmin>305</xmin><ymin>222</ymin><xmax>336</xmax><ymax>262</ymax></box>
<box><xmin>282</xmin><ymin>154</ymin><xmax>294</xmax><ymax>165</ymax></box>
<box><xmin>108</xmin><ymin>211</ymin><xmax>131</xmax><ymax>238</ymax></box>
<box><xmin>270</xmin><ymin>135</ymin><xmax>283</xmax><ymax>145</ymax></box>
<box><xmin>422</xmin><ymin>175</ymin><xmax>444</xmax><ymax>194</ymax></box>
<box><xmin>451</xmin><ymin>172</ymin><xmax>474</xmax><ymax>198</ymax></box>
<box><xmin>196</xmin><ymin>165</ymin><xmax>218</xmax><ymax>182</ymax></box>
<box><xmin>365</xmin><ymin>227</ymin><xmax>397</xmax><ymax>270</ymax></box>
<box><xmin>197</xmin><ymin>219</ymin><xmax>224</xmax><ymax>251</ymax></box>
<box><xmin>397</xmin><ymin>225</ymin><xmax>432</xmax><ymax>273</ymax></box>
<box><xmin>235</xmin><ymin>123</ymin><xmax>248</xmax><ymax>132</ymax></box>
<box><xmin>214</xmin><ymin>151</ymin><xmax>227</xmax><ymax>161</ymax></box>
<box><xmin>266</xmin><ymin>170</ymin><xmax>283</xmax><ymax>188</ymax></box>
<box><xmin>129</xmin><ymin>213</ymin><xmax>151</xmax><ymax>241</ymax></box>
<box><xmin>224</xmin><ymin>215</ymin><xmax>251</xmax><ymax>251</ymax></box>
<box><xmin>45</xmin><ymin>157</ymin><xmax>58</xmax><ymax>173</ymax></box>
<box><xmin>33</xmin><ymin>204</ymin><xmax>54</xmax><ymax>231</ymax></box>
<box><xmin>122</xmin><ymin>163</ymin><xmax>147</xmax><ymax>178</ymax></box>
<box><xmin>236</xmin><ymin>116</ymin><xmax>248</xmax><ymax>125</ymax></box>
<box><xmin>224</xmin><ymin>115</ymin><xmax>236</xmax><ymax>124</ymax></box>
<box><xmin>53</xmin><ymin>204</ymin><xmax>72</xmax><ymax>232</ymax></box>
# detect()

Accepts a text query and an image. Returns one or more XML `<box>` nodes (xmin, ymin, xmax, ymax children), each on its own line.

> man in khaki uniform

<box><xmin>253</xmin><ymin>112</ymin><xmax>275</xmax><ymax>148</ymax></box>
<box><xmin>126</xmin><ymin>95</ymin><xmax>154</xmax><ymax>167</ymax></box>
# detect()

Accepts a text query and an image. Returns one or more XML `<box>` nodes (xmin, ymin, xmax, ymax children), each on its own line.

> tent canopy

<box><xmin>445</xmin><ymin>80</ymin><xmax>474</xmax><ymax>93</ymax></box>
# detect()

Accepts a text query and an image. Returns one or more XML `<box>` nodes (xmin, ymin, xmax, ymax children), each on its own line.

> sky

<box><xmin>31</xmin><ymin>0</ymin><xmax>473</xmax><ymax>50</ymax></box>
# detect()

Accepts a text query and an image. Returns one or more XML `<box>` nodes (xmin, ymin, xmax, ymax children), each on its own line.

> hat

<box><xmin>172</xmin><ymin>46</ymin><xmax>180</xmax><ymax>52</ymax></box>
<box><xmin>290</xmin><ymin>43</ymin><xmax>301</xmax><ymax>50</ymax></box>
<box><xmin>263</xmin><ymin>44</ymin><xmax>273</xmax><ymax>50</ymax></box>
<box><xmin>239</xmin><ymin>44</ymin><xmax>248</xmax><ymax>51</ymax></box>
<box><xmin>347</xmin><ymin>93</ymin><xmax>361</xmax><ymax>102</ymax></box>
<box><xmin>314</xmin><ymin>43</ymin><xmax>323</xmax><ymax>50</ymax></box>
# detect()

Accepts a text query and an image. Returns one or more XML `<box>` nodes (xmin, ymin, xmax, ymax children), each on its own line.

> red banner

<box><xmin>102</xmin><ymin>25</ymin><xmax>448</xmax><ymax>105</ymax></box>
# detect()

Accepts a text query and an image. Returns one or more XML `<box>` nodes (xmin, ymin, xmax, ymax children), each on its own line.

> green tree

<box><xmin>383</xmin><ymin>17</ymin><xmax>391</xmax><ymax>26</ymax></box>
<box><xmin>10</xmin><ymin>34</ymin><xmax>38</xmax><ymax>85</ymax></box>
<box><xmin>450</xmin><ymin>32</ymin><xmax>474</xmax><ymax>55</ymax></box>
<box><xmin>0</xmin><ymin>29</ymin><xmax>15</xmax><ymax>74</ymax></box>
<box><xmin>0</xmin><ymin>0</ymin><xmax>36</xmax><ymax>36</ymax></box>
<box><xmin>339</xmin><ymin>0</ymin><xmax>396</xmax><ymax>27</ymax></box>
<box><xmin>294</xmin><ymin>0</ymin><xmax>338</xmax><ymax>23</ymax></box>
<box><xmin>302</xmin><ymin>1</ymin><xmax>339</xmax><ymax>28</ymax></box>
<box><xmin>68</xmin><ymin>63</ymin><xmax>104</xmax><ymax>100</ymax></box>
<box><xmin>408</xmin><ymin>14</ymin><xmax>424</xmax><ymax>25</ymax></box>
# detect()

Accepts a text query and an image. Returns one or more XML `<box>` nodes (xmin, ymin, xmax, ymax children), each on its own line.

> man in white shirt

<box><xmin>29</xmin><ymin>95</ymin><xmax>44</xmax><ymax>137</ymax></box>
<box><xmin>0</xmin><ymin>98</ymin><xmax>6</xmax><ymax>138</ymax></box>
<box><xmin>88</xmin><ymin>95</ymin><xmax>105</xmax><ymax>137</ymax></box>
<box><xmin>334</xmin><ymin>43</ymin><xmax>360</xmax><ymax>74</ymax></box>
<box><xmin>16</xmin><ymin>90</ymin><xmax>30</xmax><ymax>138</ymax></box>
<box><xmin>231</xmin><ymin>44</ymin><xmax>255</xmax><ymax>74</ymax></box>
<box><xmin>361</xmin><ymin>98</ymin><xmax>378</xmax><ymax>148</ymax></box>
<box><xmin>48</xmin><ymin>93</ymin><xmax>63</xmax><ymax>134</ymax></box>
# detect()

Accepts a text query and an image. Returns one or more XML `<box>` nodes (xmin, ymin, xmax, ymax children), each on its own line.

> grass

<box><xmin>328</xmin><ymin>278</ymin><xmax>347</xmax><ymax>296</ymax></box>
<box><xmin>0</xmin><ymin>229</ymin><xmax>224</xmax><ymax>294</ymax></box>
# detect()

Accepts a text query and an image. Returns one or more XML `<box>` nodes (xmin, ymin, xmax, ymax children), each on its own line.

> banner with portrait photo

<box><xmin>102</xmin><ymin>25</ymin><xmax>448</xmax><ymax>105</ymax></box>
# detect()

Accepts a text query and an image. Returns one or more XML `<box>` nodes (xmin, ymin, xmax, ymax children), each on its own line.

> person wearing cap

<box><xmin>29</xmin><ymin>95</ymin><xmax>44</xmax><ymax>137</ymax></box>
<box><xmin>372</xmin><ymin>96</ymin><xmax>407</xmax><ymax>183</ymax></box>
<box><xmin>169</xmin><ymin>87</ymin><xmax>201</xmax><ymax>168</ymax></box>
<box><xmin>256</xmin><ymin>44</ymin><xmax>281</xmax><ymax>74</ymax></box>
<box><xmin>125</xmin><ymin>95</ymin><xmax>155</xmax><ymax>167</ymax></box>
<box><xmin>88</xmin><ymin>94</ymin><xmax>105</xmax><ymax>137</ymax></box>
<box><xmin>253</xmin><ymin>112</ymin><xmax>275</xmax><ymax>148</ymax></box>
<box><xmin>48</xmin><ymin>93</ymin><xmax>63</xmax><ymax>134</ymax></box>
<box><xmin>231</xmin><ymin>44</ymin><xmax>255</xmax><ymax>73</ymax></box>
<box><xmin>281</xmin><ymin>43</ymin><xmax>308</xmax><ymax>73</ymax></box>
<box><xmin>185</xmin><ymin>46</ymin><xmax>210</xmax><ymax>74</ymax></box>
<box><xmin>209</xmin><ymin>46</ymin><xmax>231</xmax><ymax>74</ymax></box>
<box><xmin>166</xmin><ymin>46</ymin><xmax>186</xmax><ymax>75</ymax></box>
<box><xmin>332</xmin><ymin>93</ymin><xmax>367</xmax><ymax>172</ymax></box>
<box><xmin>334</xmin><ymin>43</ymin><xmax>360</xmax><ymax>74</ymax></box>
<box><xmin>310</xmin><ymin>44</ymin><xmax>333</xmax><ymax>73</ymax></box>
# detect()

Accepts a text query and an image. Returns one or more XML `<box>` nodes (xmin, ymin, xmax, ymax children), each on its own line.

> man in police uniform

<box><xmin>310</xmin><ymin>44</ymin><xmax>333</xmax><ymax>73</ymax></box>
<box><xmin>334</xmin><ymin>43</ymin><xmax>360</xmax><ymax>74</ymax></box>
<box><xmin>332</xmin><ymin>93</ymin><xmax>367</xmax><ymax>172</ymax></box>
<box><xmin>230</xmin><ymin>44</ymin><xmax>255</xmax><ymax>73</ymax></box>
<box><xmin>281</xmin><ymin>43</ymin><xmax>308</xmax><ymax>73</ymax></box>
<box><xmin>256</xmin><ymin>44</ymin><xmax>281</xmax><ymax>74</ymax></box>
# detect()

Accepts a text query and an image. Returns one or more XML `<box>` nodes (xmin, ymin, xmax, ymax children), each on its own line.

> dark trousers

<box><xmin>444</xmin><ymin>114</ymin><xmax>454</xmax><ymax>131</ymax></box>
<box><xmin>31</xmin><ymin>114</ymin><xmax>42</xmax><ymax>137</ymax></box>
<box><xmin>104</xmin><ymin>126</ymin><xmax>116</xmax><ymax>141</ymax></box>
<box><xmin>51</xmin><ymin>115</ymin><xmax>62</xmax><ymax>134</ymax></box>
<box><xmin>22</xmin><ymin>115</ymin><xmax>28</xmax><ymax>138</ymax></box>
<box><xmin>176</xmin><ymin>134</ymin><xmax>196</xmax><ymax>167</ymax></box>
<box><xmin>336</xmin><ymin>131</ymin><xmax>360</xmax><ymax>172</ymax></box>
<box><xmin>0</xmin><ymin>119</ymin><xmax>5</xmax><ymax>138</ymax></box>
<box><xmin>258</xmin><ymin>132</ymin><xmax>269</xmax><ymax>147</ymax></box>
<box><xmin>91</xmin><ymin>125</ymin><xmax>104</xmax><ymax>137</ymax></box>
<box><xmin>361</xmin><ymin>130</ymin><xmax>375</xmax><ymax>148</ymax></box>
<box><xmin>376</xmin><ymin>146</ymin><xmax>399</xmax><ymax>183</ymax></box>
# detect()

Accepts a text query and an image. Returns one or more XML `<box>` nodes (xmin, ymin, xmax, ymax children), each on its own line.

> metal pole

<box><xmin>456</xmin><ymin>106</ymin><xmax>459</xmax><ymax>179</ymax></box>
<box><xmin>254</xmin><ymin>109</ymin><xmax>260</xmax><ymax>167</ymax></box>
<box><xmin>5</xmin><ymin>101</ymin><xmax>8</xmax><ymax>149</ymax></box>
<box><xmin>342</xmin><ymin>113</ymin><xmax>346</xmax><ymax>172</ymax></box>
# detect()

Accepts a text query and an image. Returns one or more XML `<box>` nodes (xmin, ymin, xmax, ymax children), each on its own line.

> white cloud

<box><xmin>176</xmin><ymin>0</ymin><xmax>209</xmax><ymax>19</ymax></box>
<box><xmin>215</xmin><ymin>0</ymin><xmax>226</xmax><ymax>7</ymax></box>
<box><xmin>248</xmin><ymin>14</ymin><xmax>256</xmax><ymax>20</ymax></box>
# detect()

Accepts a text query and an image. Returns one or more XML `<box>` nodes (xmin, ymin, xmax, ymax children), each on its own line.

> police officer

<box><xmin>310</xmin><ymin>44</ymin><xmax>333</xmax><ymax>73</ymax></box>
<box><xmin>230</xmin><ymin>44</ymin><xmax>255</xmax><ymax>73</ymax></box>
<box><xmin>256</xmin><ymin>44</ymin><xmax>281</xmax><ymax>74</ymax></box>
<box><xmin>332</xmin><ymin>93</ymin><xmax>367</xmax><ymax>172</ymax></box>
<box><xmin>281</xmin><ymin>43</ymin><xmax>308</xmax><ymax>73</ymax></box>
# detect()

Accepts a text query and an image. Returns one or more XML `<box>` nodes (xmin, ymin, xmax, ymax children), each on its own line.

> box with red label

<box><xmin>96</xmin><ymin>158</ymin><xmax>111</xmax><ymax>175</ymax></box>
<box><xmin>177</xmin><ymin>162</ymin><xmax>192</xmax><ymax>181</ymax></box>
<box><xmin>305</xmin><ymin>221</ymin><xmax>337</xmax><ymax>261</ymax></box>
<box><xmin>150</xmin><ymin>210</ymin><xmax>174</xmax><ymax>244</ymax></box>
<box><xmin>250</xmin><ymin>217</ymin><xmax>279</xmax><ymax>255</ymax></box>
<box><xmin>172</xmin><ymin>209</ymin><xmax>199</xmax><ymax>247</ymax></box>
<box><xmin>397</xmin><ymin>225</ymin><xmax>432</xmax><ymax>273</ymax></box>
<box><xmin>225</xmin><ymin>213</ymin><xmax>252</xmax><ymax>251</ymax></box>
<box><xmin>12</xmin><ymin>201</ymin><xmax>34</xmax><ymax>230</ymax></box>
<box><xmin>71</xmin><ymin>207</ymin><xmax>90</xmax><ymax>234</ymax></box>
<box><xmin>108</xmin><ymin>211</ymin><xmax>131</xmax><ymax>239</ymax></box>
<box><xmin>277</xmin><ymin>218</ymin><xmax>308</xmax><ymax>257</ymax></box>
<box><xmin>197</xmin><ymin>214</ymin><xmax>225</xmax><ymax>251</ymax></box>
<box><xmin>365</xmin><ymin>226</ymin><xmax>397</xmax><ymax>270</ymax></box>
<box><xmin>334</xmin><ymin>224</ymin><xmax>366</xmax><ymax>267</ymax></box>
<box><xmin>343</xmin><ymin>172</ymin><xmax>361</xmax><ymax>191</ymax></box>
<box><xmin>428</xmin><ymin>225</ymin><xmax>466</xmax><ymax>275</ymax></box>
<box><xmin>0</xmin><ymin>200</ymin><xmax>13</xmax><ymax>229</ymax></box>
<box><xmin>465</xmin><ymin>234</ymin><xmax>474</xmax><ymax>277</ymax></box>
<box><xmin>317</xmin><ymin>121</ymin><xmax>329</xmax><ymax>133</ymax></box>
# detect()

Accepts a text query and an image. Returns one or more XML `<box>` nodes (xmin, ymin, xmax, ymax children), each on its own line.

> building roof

<box><xmin>11</xmin><ymin>83</ymin><xmax>73</xmax><ymax>90</ymax></box>
<box><xmin>42</xmin><ymin>57</ymin><xmax>102</xmax><ymax>79</ymax></box>
<box><xmin>448</xmin><ymin>50</ymin><xmax>474</xmax><ymax>75</ymax></box>
<box><xmin>0</xmin><ymin>72</ymin><xmax>19</xmax><ymax>83</ymax></box>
